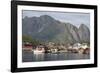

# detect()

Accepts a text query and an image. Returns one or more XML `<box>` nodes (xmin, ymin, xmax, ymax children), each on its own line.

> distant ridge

<box><xmin>22</xmin><ymin>15</ymin><xmax>90</xmax><ymax>43</ymax></box>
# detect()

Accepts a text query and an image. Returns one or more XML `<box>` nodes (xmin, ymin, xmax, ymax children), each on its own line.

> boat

<box><xmin>33</xmin><ymin>45</ymin><xmax>45</xmax><ymax>54</ymax></box>
<box><xmin>51</xmin><ymin>49</ymin><xmax>58</xmax><ymax>53</ymax></box>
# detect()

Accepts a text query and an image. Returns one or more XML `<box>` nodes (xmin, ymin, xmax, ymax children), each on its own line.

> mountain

<box><xmin>22</xmin><ymin>15</ymin><xmax>90</xmax><ymax>44</ymax></box>
<box><xmin>78</xmin><ymin>24</ymin><xmax>90</xmax><ymax>42</ymax></box>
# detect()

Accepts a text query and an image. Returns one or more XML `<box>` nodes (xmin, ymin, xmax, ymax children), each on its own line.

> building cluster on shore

<box><xmin>22</xmin><ymin>42</ymin><xmax>90</xmax><ymax>54</ymax></box>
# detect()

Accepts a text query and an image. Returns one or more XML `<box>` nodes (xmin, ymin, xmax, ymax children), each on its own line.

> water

<box><xmin>22</xmin><ymin>51</ymin><xmax>90</xmax><ymax>62</ymax></box>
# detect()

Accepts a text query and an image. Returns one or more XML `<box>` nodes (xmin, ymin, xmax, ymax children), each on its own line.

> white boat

<box><xmin>51</xmin><ymin>49</ymin><xmax>58</xmax><ymax>53</ymax></box>
<box><xmin>33</xmin><ymin>45</ymin><xmax>45</xmax><ymax>54</ymax></box>
<box><xmin>33</xmin><ymin>50</ymin><xmax>45</xmax><ymax>54</ymax></box>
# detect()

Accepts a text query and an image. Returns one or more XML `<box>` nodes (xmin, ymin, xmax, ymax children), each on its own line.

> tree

<box><xmin>22</xmin><ymin>35</ymin><xmax>41</xmax><ymax>46</ymax></box>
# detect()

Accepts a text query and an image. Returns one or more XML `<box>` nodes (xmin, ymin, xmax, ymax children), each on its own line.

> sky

<box><xmin>22</xmin><ymin>10</ymin><xmax>90</xmax><ymax>28</ymax></box>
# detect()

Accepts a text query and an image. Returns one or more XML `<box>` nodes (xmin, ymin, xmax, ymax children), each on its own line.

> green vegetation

<box><xmin>22</xmin><ymin>35</ymin><xmax>41</xmax><ymax>46</ymax></box>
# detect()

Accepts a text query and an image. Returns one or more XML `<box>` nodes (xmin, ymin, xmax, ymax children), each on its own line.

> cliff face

<box><xmin>78</xmin><ymin>24</ymin><xmax>90</xmax><ymax>42</ymax></box>
<box><xmin>22</xmin><ymin>15</ymin><xmax>90</xmax><ymax>43</ymax></box>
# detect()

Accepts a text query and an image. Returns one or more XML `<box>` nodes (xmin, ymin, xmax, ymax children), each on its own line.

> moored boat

<box><xmin>33</xmin><ymin>45</ymin><xmax>45</xmax><ymax>54</ymax></box>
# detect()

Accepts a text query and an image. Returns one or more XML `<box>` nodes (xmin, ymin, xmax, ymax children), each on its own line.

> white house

<box><xmin>72</xmin><ymin>43</ymin><xmax>81</xmax><ymax>50</ymax></box>
<box><xmin>81</xmin><ymin>43</ymin><xmax>89</xmax><ymax>49</ymax></box>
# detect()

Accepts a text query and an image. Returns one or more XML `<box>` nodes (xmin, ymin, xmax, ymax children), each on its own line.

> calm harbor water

<box><xmin>22</xmin><ymin>51</ymin><xmax>90</xmax><ymax>62</ymax></box>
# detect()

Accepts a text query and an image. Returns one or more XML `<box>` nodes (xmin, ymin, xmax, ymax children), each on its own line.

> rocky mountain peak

<box><xmin>22</xmin><ymin>15</ymin><xmax>90</xmax><ymax>43</ymax></box>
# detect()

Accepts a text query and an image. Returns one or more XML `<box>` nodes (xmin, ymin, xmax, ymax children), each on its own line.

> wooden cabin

<box><xmin>22</xmin><ymin>42</ymin><xmax>33</xmax><ymax>51</ymax></box>
<box><xmin>83</xmin><ymin>48</ymin><xmax>90</xmax><ymax>54</ymax></box>
<box><xmin>78</xmin><ymin>48</ymin><xmax>84</xmax><ymax>54</ymax></box>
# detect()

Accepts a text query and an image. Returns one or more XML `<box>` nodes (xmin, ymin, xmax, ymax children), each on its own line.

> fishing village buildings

<box><xmin>22</xmin><ymin>42</ymin><xmax>90</xmax><ymax>54</ymax></box>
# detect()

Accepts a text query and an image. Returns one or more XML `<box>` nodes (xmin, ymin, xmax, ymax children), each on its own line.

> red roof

<box><xmin>23</xmin><ymin>43</ymin><xmax>33</xmax><ymax>48</ymax></box>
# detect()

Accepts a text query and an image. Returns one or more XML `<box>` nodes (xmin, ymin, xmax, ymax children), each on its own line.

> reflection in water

<box><xmin>22</xmin><ymin>51</ymin><xmax>90</xmax><ymax>62</ymax></box>
<box><xmin>33</xmin><ymin>53</ymin><xmax>45</xmax><ymax>61</ymax></box>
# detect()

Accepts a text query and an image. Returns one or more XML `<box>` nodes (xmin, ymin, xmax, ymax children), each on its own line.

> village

<box><xmin>22</xmin><ymin>42</ymin><xmax>90</xmax><ymax>54</ymax></box>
